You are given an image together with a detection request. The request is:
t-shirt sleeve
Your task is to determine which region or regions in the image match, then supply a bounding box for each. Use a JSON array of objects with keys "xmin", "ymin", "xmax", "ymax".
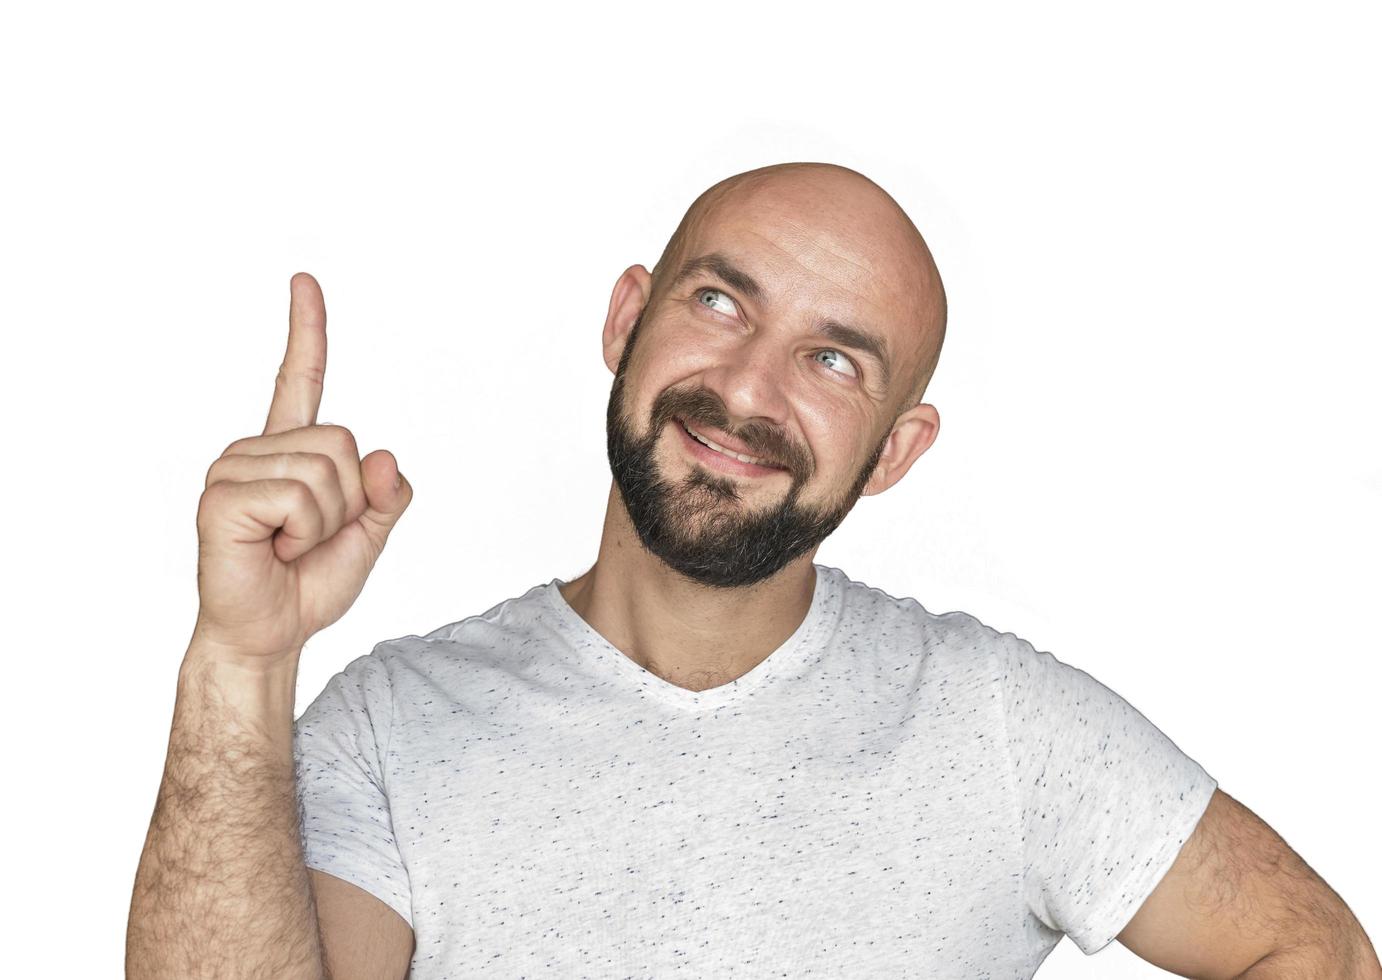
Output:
[
  {"xmin": 292, "ymin": 648, "xmax": 413, "ymax": 929},
  {"xmin": 994, "ymin": 627, "xmax": 1217, "ymax": 956}
]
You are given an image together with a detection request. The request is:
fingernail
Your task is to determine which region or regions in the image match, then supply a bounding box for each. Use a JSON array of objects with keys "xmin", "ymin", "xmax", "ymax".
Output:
[{"xmin": 394, "ymin": 470, "xmax": 403, "ymax": 490}]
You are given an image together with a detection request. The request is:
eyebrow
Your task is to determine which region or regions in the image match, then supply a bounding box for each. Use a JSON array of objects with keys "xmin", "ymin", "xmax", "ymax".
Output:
[{"xmin": 672, "ymin": 251, "xmax": 894, "ymax": 389}]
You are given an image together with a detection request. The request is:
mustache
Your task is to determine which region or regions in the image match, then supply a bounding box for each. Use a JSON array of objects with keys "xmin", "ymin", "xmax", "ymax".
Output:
[{"xmin": 650, "ymin": 388, "xmax": 813, "ymax": 478}]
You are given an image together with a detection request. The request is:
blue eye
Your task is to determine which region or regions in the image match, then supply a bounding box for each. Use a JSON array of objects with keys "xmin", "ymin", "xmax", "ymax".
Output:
[
  {"xmin": 815, "ymin": 348, "xmax": 858, "ymax": 378},
  {"xmin": 694, "ymin": 285, "xmax": 859, "ymax": 382},
  {"xmin": 696, "ymin": 287, "xmax": 737, "ymax": 316}
]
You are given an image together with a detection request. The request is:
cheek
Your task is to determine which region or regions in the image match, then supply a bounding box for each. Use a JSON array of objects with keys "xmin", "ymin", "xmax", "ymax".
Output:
[
  {"xmin": 798, "ymin": 409, "xmax": 851, "ymax": 464},
  {"xmin": 803, "ymin": 413, "xmax": 883, "ymax": 490},
  {"xmin": 626, "ymin": 322, "xmax": 709, "ymax": 383}
]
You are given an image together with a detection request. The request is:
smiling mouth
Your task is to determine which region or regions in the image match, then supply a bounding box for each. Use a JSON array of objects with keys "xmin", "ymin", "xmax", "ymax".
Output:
[{"xmin": 677, "ymin": 418, "xmax": 786, "ymax": 471}]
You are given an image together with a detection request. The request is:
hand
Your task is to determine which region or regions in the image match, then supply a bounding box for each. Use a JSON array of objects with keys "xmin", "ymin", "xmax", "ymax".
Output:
[{"xmin": 191, "ymin": 273, "xmax": 413, "ymax": 665}]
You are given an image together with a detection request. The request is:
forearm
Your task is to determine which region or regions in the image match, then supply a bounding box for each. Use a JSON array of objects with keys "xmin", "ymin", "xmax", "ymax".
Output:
[
  {"xmin": 1237, "ymin": 924, "xmax": 1382, "ymax": 979},
  {"xmin": 126, "ymin": 642, "xmax": 326, "ymax": 980}
]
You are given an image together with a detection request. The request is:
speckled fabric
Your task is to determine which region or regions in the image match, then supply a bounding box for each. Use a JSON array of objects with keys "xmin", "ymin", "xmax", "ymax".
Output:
[{"xmin": 293, "ymin": 563, "xmax": 1217, "ymax": 978}]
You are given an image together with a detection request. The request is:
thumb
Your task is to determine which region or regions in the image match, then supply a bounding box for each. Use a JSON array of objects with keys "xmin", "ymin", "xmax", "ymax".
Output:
[{"xmin": 357, "ymin": 449, "xmax": 412, "ymax": 548}]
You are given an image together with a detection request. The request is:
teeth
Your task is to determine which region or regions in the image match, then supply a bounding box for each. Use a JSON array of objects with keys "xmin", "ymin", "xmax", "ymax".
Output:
[{"xmin": 683, "ymin": 421, "xmax": 774, "ymax": 467}]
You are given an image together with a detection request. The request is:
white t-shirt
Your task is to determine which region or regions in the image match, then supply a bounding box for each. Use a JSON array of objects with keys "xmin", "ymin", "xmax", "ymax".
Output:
[{"xmin": 293, "ymin": 563, "xmax": 1217, "ymax": 978}]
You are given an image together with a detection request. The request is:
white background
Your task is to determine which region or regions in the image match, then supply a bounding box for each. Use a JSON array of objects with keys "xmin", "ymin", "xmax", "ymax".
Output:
[{"xmin": 3, "ymin": 1, "xmax": 1378, "ymax": 976}]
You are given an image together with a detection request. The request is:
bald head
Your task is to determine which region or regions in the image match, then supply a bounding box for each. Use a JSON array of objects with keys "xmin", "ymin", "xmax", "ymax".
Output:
[{"xmin": 647, "ymin": 162, "xmax": 947, "ymax": 411}]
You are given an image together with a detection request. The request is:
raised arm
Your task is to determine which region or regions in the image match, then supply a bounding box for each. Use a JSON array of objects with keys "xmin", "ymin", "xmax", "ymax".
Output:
[{"xmin": 126, "ymin": 273, "xmax": 414, "ymax": 979}]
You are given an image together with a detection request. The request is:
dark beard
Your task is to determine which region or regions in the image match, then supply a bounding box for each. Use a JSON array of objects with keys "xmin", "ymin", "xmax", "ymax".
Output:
[{"xmin": 604, "ymin": 310, "xmax": 890, "ymax": 589}]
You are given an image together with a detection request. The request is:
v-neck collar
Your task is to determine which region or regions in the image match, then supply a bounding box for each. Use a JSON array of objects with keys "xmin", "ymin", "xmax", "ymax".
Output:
[{"xmin": 542, "ymin": 563, "xmax": 843, "ymax": 711}]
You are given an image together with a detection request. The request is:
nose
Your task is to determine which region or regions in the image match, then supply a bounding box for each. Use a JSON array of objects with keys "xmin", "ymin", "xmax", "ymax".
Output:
[{"xmin": 698, "ymin": 330, "xmax": 792, "ymax": 433}]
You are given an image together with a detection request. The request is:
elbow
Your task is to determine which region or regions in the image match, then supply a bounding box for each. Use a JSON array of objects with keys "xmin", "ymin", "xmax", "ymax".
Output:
[{"xmin": 1236, "ymin": 925, "xmax": 1382, "ymax": 980}]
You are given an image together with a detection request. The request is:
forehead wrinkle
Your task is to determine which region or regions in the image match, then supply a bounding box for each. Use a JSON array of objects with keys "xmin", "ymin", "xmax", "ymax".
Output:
[
  {"xmin": 730, "ymin": 225, "xmax": 882, "ymax": 308},
  {"xmin": 743, "ymin": 207, "xmax": 884, "ymax": 287}
]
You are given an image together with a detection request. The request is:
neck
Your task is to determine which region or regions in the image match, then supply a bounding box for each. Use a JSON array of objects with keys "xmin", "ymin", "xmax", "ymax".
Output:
[{"xmin": 557, "ymin": 482, "xmax": 819, "ymax": 692}]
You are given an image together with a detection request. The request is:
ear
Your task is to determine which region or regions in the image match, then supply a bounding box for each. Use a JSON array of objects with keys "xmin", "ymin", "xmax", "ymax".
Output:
[
  {"xmin": 602, "ymin": 264, "xmax": 653, "ymax": 375},
  {"xmin": 860, "ymin": 402, "xmax": 941, "ymax": 497}
]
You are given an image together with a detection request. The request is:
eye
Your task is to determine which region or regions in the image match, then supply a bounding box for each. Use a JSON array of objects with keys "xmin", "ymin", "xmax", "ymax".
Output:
[
  {"xmin": 695, "ymin": 286, "xmax": 738, "ymax": 317},
  {"xmin": 694, "ymin": 285, "xmax": 859, "ymax": 382},
  {"xmin": 814, "ymin": 348, "xmax": 858, "ymax": 379}
]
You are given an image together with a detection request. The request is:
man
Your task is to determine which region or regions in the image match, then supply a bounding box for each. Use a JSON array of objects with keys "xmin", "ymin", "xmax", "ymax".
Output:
[{"xmin": 131, "ymin": 163, "xmax": 1379, "ymax": 979}]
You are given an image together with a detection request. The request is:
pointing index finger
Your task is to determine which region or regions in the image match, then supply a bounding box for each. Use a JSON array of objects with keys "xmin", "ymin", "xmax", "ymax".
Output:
[{"xmin": 264, "ymin": 272, "xmax": 328, "ymax": 436}]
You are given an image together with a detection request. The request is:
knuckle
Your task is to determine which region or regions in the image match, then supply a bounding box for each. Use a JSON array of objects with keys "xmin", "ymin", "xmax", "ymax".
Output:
[
  {"xmin": 277, "ymin": 361, "xmax": 324, "ymax": 390},
  {"xmin": 204, "ymin": 456, "xmax": 226, "ymax": 489},
  {"xmin": 304, "ymin": 452, "xmax": 338, "ymax": 483},
  {"xmin": 322, "ymin": 423, "xmax": 359, "ymax": 457},
  {"xmin": 271, "ymin": 478, "xmax": 316, "ymax": 524},
  {"xmin": 285, "ymin": 477, "xmax": 315, "ymax": 506}
]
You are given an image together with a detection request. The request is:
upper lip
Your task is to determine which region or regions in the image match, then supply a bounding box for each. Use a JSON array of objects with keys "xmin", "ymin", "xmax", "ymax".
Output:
[{"xmin": 679, "ymin": 418, "xmax": 780, "ymax": 466}]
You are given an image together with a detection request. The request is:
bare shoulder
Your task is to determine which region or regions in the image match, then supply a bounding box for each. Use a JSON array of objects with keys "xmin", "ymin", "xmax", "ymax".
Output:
[{"xmin": 310, "ymin": 868, "xmax": 414, "ymax": 980}]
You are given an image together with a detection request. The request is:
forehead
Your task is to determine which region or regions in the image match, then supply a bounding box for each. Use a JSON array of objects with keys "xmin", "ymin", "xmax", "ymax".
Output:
[{"xmin": 685, "ymin": 178, "xmax": 933, "ymax": 339}]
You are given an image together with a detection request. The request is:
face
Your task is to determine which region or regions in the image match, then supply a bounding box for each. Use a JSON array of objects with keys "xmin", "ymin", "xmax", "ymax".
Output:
[
  {"xmin": 603, "ymin": 171, "xmax": 940, "ymax": 590},
  {"xmin": 606, "ymin": 304, "xmax": 893, "ymax": 589}
]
